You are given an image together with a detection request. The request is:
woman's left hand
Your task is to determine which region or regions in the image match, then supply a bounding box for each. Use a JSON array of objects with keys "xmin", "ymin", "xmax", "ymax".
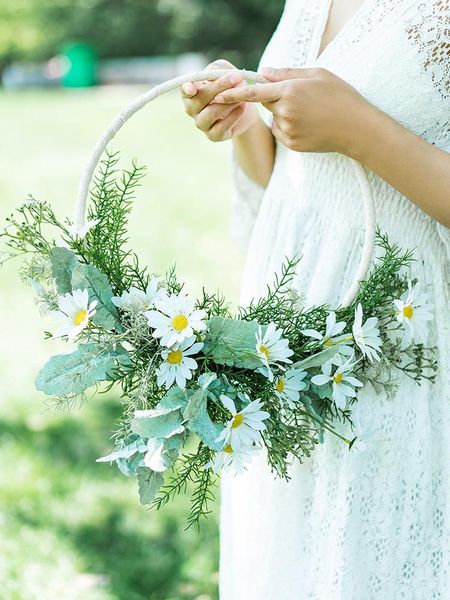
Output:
[{"xmin": 212, "ymin": 67, "xmax": 373, "ymax": 156}]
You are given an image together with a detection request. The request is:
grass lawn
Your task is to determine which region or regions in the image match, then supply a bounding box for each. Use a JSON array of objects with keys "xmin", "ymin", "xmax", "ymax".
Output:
[{"xmin": 0, "ymin": 85, "xmax": 245, "ymax": 600}]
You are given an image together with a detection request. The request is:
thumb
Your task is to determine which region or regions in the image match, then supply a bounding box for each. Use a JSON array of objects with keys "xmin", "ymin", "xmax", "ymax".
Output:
[{"xmin": 261, "ymin": 67, "xmax": 309, "ymax": 82}]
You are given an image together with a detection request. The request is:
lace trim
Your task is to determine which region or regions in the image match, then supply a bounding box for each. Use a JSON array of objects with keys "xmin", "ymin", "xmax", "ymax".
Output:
[{"xmin": 405, "ymin": 0, "xmax": 450, "ymax": 98}]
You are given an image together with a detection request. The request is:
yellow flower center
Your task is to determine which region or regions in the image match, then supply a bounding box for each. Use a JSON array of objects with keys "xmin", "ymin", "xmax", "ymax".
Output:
[
  {"xmin": 224, "ymin": 444, "xmax": 233, "ymax": 454},
  {"xmin": 323, "ymin": 338, "xmax": 334, "ymax": 347},
  {"xmin": 73, "ymin": 309, "xmax": 88, "ymax": 326},
  {"xmin": 171, "ymin": 314, "xmax": 189, "ymax": 332},
  {"xmin": 275, "ymin": 377, "xmax": 285, "ymax": 393},
  {"xmin": 167, "ymin": 350, "xmax": 183, "ymax": 365},
  {"xmin": 333, "ymin": 372, "xmax": 344, "ymax": 384},
  {"xmin": 403, "ymin": 305, "xmax": 414, "ymax": 319},
  {"xmin": 231, "ymin": 413, "xmax": 244, "ymax": 428},
  {"xmin": 259, "ymin": 344, "xmax": 270, "ymax": 358}
]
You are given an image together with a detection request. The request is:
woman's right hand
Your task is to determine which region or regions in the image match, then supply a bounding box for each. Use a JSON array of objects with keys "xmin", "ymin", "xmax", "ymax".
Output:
[{"xmin": 180, "ymin": 59, "xmax": 260, "ymax": 142}]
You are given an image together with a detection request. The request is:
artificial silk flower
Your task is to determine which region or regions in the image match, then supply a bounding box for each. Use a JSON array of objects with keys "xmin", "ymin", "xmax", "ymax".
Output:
[
  {"xmin": 205, "ymin": 441, "xmax": 260, "ymax": 474},
  {"xmin": 112, "ymin": 277, "xmax": 163, "ymax": 311},
  {"xmin": 68, "ymin": 218, "xmax": 100, "ymax": 240},
  {"xmin": 156, "ymin": 336, "xmax": 203, "ymax": 389},
  {"xmin": 216, "ymin": 395, "xmax": 270, "ymax": 448},
  {"xmin": 255, "ymin": 322, "xmax": 294, "ymax": 381},
  {"xmin": 49, "ymin": 288, "xmax": 97, "ymax": 340},
  {"xmin": 311, "ymin": 354, "xmax": 363, "ymax": 410},
  {"xmin": 302, "ymin": 311, "xmax": 353, "ymax": 356},
  {"xmin": 145, "ymin": 291, "xmax": 206, "ymax": 347},
  {"xmin": 352, "ymin": 303, "xmax": 382, "ymax": 363},
  {"xmin": 394, "ymin": 281, "xmax": 433, "ymax": 349},
  {"xmin": 274, "ymin": 368, "xmax": 307, "ymax": 408}
]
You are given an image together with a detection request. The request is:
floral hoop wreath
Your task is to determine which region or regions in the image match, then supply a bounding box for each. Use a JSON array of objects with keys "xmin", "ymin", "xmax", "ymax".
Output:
[{"xmin": 1, "ymin": 70, "xmax": 437, "ymax": 525}]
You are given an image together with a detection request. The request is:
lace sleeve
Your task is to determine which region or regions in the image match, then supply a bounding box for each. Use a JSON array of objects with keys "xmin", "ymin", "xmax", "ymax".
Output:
[
  {"xmin": 405, "ymin": 0, "xmax": 450, "ymax": 261},
  {"xmin": 229, "ymin": 0, "xmax": 296, "ymax": 251},
  {"xmin": 230, "ymin": 145, "xmax": 266, "ymax": 252}
]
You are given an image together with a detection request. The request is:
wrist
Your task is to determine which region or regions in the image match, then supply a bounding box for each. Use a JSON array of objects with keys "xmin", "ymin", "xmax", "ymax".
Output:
[{"xmin": 344, "ymin": 102, "xmax": 396, "ymax": 164}]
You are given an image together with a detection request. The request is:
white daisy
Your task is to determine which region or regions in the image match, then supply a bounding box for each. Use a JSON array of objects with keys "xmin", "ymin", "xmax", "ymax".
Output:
[
  {"xmin": 394, "ymin": 281, "xmax": 433, "ymax": 349},
  {"xmin": 205, "ymin": 441, "xmax": 260, "ymax": 474},
  {"xmin": 112, "ymin": 277, "xmax": 163, "ymax": 312},
  {"xmin": 49, "ymin": 288, "xmax": 97, "ymax": 340},
  {"xmin": 156, "ymin": 336, "xmax": 203, "ymax": 390},
  {"xmin": 274, "ymin": 368, "xmax": 307, "ymax": 408},
  {"xmin": 352, "ymin": 303, "xmax": 382, "ymax": 363},
  {"xmin": 311, "ymin": 354, "xmax": 363, "ymax": 410},
  {"xmin": 255, "ymin": 322, "xmax": 294, "ymax": 381},
  {"xmin": 216, "ymin": 395, "xmax": 270, "ymax": 448},
  {"xmin": 68, "ymin": 218, "xmax": 100, "ymax": 240},
  {"xmin": 302, "ymin": 312, "xmax": 353, "ymax": 356},
  {"xmin": 145, "ymin": 291, "xmax": 207, "ymax": 347}
]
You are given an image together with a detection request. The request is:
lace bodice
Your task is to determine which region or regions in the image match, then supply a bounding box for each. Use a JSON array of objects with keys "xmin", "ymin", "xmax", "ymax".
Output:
[{"xmin": 222, "ymin": 2, "xmax": 450, "ymax": 599}]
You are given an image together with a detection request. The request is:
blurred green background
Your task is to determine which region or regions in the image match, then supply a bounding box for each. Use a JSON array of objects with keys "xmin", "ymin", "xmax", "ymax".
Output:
[{"xmin": 0, "ymin": 2, "xmax": 286, "ymax": 597}]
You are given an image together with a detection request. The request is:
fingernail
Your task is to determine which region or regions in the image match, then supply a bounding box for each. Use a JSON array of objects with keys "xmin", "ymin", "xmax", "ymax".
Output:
[
  {"xmin": 261, "ymin": 67, "xmax": 275, "ymax": 73},
  {"xmin": 215, "ymin": 95, "xmax": 225, "ymax": 103},
  {"xmin": 228, "ymin": 72, "xmax": 242, "ymax": 84}
]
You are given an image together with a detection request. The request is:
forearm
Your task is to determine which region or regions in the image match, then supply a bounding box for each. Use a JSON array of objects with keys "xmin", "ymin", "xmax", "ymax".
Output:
[
  {"xmin": 349, "ymin": 105, "xmax": 450, "ymax": 228},
  {"xmin": 232, "ymin": 116, "xmax": 276, "ymax": 188}
]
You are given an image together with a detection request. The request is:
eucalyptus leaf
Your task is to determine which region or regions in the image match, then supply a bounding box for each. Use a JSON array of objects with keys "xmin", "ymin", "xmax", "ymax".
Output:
[
  {"xmin": 35, "ymin": 343, "xmax": 129, "ymax": 396},
  {"xmin": 159, "ymin": 386, "xmax": 188, "ymax": 411},
  {"xmin": 203, "ymin": 316, "xmax": 262, "ymax": 369},
  {"xmin": 132, "ymin": 407, "xmax": 184, "ymax": 439},
  {"xmin": 50, "ymin": 246, "xmax": 78, "ymax": 294},
  {"xmin": 96, "ymin": 438, "xmax": 147, "ymax": 463},
  {"xmin": 183, "ymin": 387, "xmax": 224, "ymax": 451},
  {"xmin": 118, "ymin": 453, "xmax": 145, "ymax": 477},
  {"xmin": 137, "ymin": 468, "xmax": 164, "ymax": 505},
  {"xmin": 71, "ymin": 263, "xmax": 122, "ymax": 331}
]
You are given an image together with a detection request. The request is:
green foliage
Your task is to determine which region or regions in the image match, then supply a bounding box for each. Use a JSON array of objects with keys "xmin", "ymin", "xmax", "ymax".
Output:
[
  {"xmin": 183, "ymin": 387, "xmax": 224, "ymax": 451},
  {"xmin": 71, "ymin": 262, "xmax": 122, "ymax": 331},
  {"xmin": 203, "ymin": 316, "xmax": 262, "ymax": 369},
  {"xmin": 0, "ymin": 198, "xmax": 66, "ymax": 263},
  {"xmin": 137, "ymin": 467, "xmax": 165, "ymax": 505},
  {"xmin": 50, "ymin": 246, "xmax": 78, "ymax": 294},
  {"xmin": 132, "ymin": 407, "xmax": 184, "ymax": 439},
  {"xmin": 0, "ymin": 0, "xmax": 285, "ymax": 69},
  {"xmin": 78, "ymin": 151, "xmax": 148, "ymax": 295},
  {"xmin": 35, "ymin": 343, "xmax": 128, "ymax": 397}
]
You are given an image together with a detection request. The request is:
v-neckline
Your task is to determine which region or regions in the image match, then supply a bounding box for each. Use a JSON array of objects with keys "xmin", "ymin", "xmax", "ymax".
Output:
[{"xmin": 314, "ymin": 0, "xmax": 371, "ymax": 62}]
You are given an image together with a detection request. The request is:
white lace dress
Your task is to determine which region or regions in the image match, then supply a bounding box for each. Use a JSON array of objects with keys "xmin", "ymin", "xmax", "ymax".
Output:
[{"xmin": 220, "ymin": 1, "xmax": 450, "ymax": 599}]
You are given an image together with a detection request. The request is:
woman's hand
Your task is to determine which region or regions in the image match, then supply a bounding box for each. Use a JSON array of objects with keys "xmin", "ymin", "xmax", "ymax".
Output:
[
  {"xmin": 212, "ymin": 67, "xmax": 372, "ymax": 156},
  {"xmin": 180, "ymin": 59, "xmax": 260, "ymax": 142}
]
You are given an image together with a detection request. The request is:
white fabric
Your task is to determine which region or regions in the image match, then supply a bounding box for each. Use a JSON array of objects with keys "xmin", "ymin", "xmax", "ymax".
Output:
[{"xmin": 221, "ymin": 1, "xmax": 450, "ymax": 599}]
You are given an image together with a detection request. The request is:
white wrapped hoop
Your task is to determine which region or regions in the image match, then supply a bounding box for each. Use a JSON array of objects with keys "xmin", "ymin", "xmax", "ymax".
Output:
[{"xmin": 74, "ymin": 69, "xmax": 376, "ymax": 308}]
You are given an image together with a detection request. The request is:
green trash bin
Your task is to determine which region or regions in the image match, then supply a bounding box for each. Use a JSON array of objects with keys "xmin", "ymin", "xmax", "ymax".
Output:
[{"xmin": 61, "ymin": 42, "xmax": 98, "ymax": 88}]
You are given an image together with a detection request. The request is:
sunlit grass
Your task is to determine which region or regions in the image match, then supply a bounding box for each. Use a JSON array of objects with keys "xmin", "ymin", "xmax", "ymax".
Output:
[{"xmin": 0, "ymin": 85, "xmax": 244, "ymax": 599}]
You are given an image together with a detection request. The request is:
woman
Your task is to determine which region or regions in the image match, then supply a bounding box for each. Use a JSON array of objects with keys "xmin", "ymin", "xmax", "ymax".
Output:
[{"xmin": 181, "ymin": 0, "xmax": 450, "ymax": 598}]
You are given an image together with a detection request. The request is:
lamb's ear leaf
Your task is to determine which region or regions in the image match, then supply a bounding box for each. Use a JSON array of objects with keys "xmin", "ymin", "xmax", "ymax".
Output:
[
  {"xmin": 203, "ymin": 317, "xmax": 263, "ymax": 369},
  {"xmin": 137, "ymin": 468, "xmax": 164, "ymax": 505},
  {"xmin": 131, "ymin": 407, "xmax": 184, "ymax": 439},
  {"xmin": 35, "ymin": 342, "xmax": 128, "ymax": 396},
  {"xmin": 71, "ymin": 263, "xmax": 122, "ymax": 331},
  {"xmin": 50, "ymin": 246, "xmax": 78, "ymax": 294},
  {"xmin": 183, "ymin": 388, "xmax": 224, "ymax": 451}
]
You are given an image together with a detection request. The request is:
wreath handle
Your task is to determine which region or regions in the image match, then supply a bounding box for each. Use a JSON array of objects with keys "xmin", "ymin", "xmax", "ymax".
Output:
[{"xmin": 74, "ymin": 69, "xmax": 376, "ymax": 308}]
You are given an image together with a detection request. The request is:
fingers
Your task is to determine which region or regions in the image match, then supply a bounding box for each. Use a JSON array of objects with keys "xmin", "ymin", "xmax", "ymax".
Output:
[
  {"xmin": 207, "ymin": 104, "xmax": 246, "ymax": 141},
  {"xmin": 213, "ymin": 83, "xmax": 282, "ymax": 105},
  {"xmin": 271, "ymin": 119, "xmax": 290, "ymax": 148},
  {"xmin": 182, "ymin": 71, "xmax": 246, "ymax": 116},
  {"xmin": 261, "ymin": 66, "xmax": 316, "ymax": 82},
  {"xmin": 195, "ymin": 102, "xmax": 244, "ymax": 132}
]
